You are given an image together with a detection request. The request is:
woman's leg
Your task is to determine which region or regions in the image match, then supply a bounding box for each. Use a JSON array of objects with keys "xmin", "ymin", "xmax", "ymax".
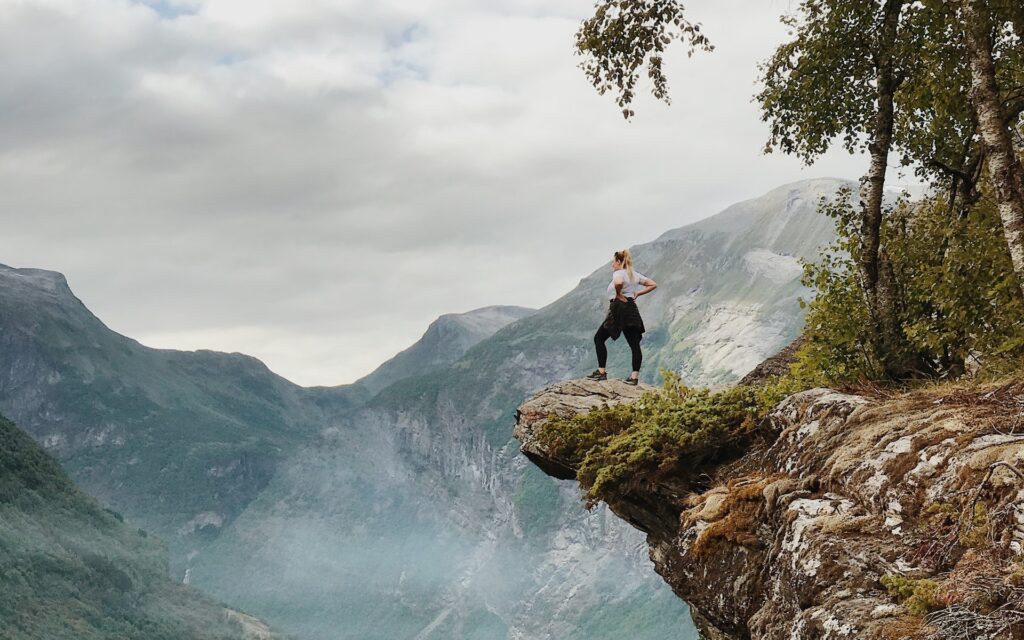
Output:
[
  {"xmin": 623, "ymin": 328, "xmax": 642, "ymax": 378},
  {"xmin": 593, "ymin": 325, "xmax": 611, "ymax": 371}
]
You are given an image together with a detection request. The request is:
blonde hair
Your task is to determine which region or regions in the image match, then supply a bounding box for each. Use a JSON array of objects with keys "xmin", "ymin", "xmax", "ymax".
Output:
[{"xmin": 614, "ymin": 249, "xmax": 634, "ymax": 284}]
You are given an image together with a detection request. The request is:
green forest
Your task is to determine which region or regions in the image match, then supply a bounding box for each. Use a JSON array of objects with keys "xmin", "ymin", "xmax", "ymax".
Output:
[{"xmin": 0, "ymin": 414, "xmax": 263, "ymax": 640}]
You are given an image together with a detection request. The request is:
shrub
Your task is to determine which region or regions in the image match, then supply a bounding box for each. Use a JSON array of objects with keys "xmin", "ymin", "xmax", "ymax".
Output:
[
  {"xmin": 881, "ymin": 575, "xmax": 942, "ymax": 615},
  {"xmin": 793, "ymin": 187, "xmax": 1024, "ymax": 385}
]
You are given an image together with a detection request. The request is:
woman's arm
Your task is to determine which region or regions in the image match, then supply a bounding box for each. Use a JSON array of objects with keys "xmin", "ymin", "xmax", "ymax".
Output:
[
  {"xmin": 635, "ymin": 278, "xmax": 657, "ymax": 298},
  {"xmin": 613, "ymin": 275, "xmax": 626, "ymax": 300}
]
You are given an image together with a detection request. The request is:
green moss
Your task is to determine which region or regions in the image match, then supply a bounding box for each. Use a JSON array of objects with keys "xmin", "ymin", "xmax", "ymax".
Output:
[
  {"xmin": 924, "ymin": 501, "xmax": 957, "ymax": 517},
  {"xmin": 537, "ymin": 370, "xmax": 784, "ymax": 507},
  {"xmin": 1008, "ymin": 560, "xmax": 1024, "ymax": 588}
]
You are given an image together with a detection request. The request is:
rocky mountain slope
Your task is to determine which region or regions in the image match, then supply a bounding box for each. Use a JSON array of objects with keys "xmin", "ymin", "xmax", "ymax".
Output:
[
  {"xmin": 0, "ymin": 264, "xmax": 337, "ymax": 569},
  {"xmin": 0, "ymin": 178, "xmax": 846, "ymax": 639},
  {"xmin": 516, "ymin": 380, "xmax": 1024, "ymax": 639},
  {"xmin": 0, "ymin": 412, "xmax": 276, "ymax": 640}
]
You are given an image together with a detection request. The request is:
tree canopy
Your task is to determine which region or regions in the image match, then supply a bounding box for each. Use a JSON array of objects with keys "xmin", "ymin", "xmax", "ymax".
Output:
[{"xmin": 575, "ymin": 0, "xmax": 1024, "ymax": 381}]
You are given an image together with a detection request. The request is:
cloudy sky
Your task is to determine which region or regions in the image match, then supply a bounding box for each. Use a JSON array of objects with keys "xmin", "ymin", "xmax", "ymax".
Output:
[{"xmin": 0, "ymin": 0, "xmax": 918, "ymax": 386}]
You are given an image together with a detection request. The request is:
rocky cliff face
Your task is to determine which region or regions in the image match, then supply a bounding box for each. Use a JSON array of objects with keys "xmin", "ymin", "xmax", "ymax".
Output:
[{"xmin": 516, "ymin": 380, "xmax": 1024, "ymax": 639}]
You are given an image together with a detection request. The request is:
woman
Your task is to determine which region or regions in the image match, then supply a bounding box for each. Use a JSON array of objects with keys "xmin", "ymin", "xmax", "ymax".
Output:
[{"xmin": 586, "ymin": 249, "xmax": 657, "ymax": 385}]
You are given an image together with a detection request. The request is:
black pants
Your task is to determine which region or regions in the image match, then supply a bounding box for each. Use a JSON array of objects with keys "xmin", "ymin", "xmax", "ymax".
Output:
[{"xmin": 594, "ymin": 325, "xmax": 642, "ymax": 371}]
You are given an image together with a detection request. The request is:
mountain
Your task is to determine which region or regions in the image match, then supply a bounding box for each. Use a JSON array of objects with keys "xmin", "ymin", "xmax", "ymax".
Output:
[
  {"xmin": 0, "ymin": 412, "xmax": 276, "ymax": 640},
  {"xmin": 356, "ymin": 306, "xmax": 535, "ymax": 395},
  {"xmin": 0, "ymin": 264, "xmax": 345, "ymax": 571},
  {"xmin": 185, "ymin": 178, "xmax": 847, "ymax": 639},
  {"xmin": 0, "ymin": 178, "xmax": 847, "ymax": 639}
]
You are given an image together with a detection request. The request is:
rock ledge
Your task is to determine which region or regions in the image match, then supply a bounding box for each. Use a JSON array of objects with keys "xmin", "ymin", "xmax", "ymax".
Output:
[
  {"xmin": 513, "ymin": 378, "xmax": 651, "ymax": 480},
  {"xmin": 514, "ymin": 382, "xmax": 1024, "ymax": 639}
]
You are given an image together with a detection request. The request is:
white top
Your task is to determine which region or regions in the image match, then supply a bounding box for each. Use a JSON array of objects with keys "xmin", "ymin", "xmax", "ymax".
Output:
[{"xmin": 606, "ymin": 269, "xmax": 650, "ymax": 300}]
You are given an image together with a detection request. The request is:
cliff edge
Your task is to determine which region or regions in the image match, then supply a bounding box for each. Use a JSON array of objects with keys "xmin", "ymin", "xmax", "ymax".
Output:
[{"xmin": 514, "ymin": 380, "xmax": 1024, "ymax": 639}]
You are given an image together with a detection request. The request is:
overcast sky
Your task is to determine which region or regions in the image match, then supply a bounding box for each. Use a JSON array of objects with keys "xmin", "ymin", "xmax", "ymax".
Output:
[{"xmin": 0, "ymin": 0, "xmax": 921, "ymax": 386}]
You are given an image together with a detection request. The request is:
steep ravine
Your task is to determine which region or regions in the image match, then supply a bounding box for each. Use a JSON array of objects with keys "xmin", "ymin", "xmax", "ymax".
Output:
[{"xmin": 515, "ymin": 380, "xmax": 1024, "ymax": 639}]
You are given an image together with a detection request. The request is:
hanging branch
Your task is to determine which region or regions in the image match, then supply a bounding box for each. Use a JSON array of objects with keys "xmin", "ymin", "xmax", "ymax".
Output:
[{"xmin": 575, "ymin": 0, "xmax": 713, "ymax": 119}]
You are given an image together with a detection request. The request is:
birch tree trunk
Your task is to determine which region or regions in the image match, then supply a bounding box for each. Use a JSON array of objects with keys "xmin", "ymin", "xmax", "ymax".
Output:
[
  {"xmin": 862, "ymin": 0, "xmax": 906, "ymax": 376},
  {"xmin": 962, "ymin": 0, "xmax": 1024, "ymax": 293}
]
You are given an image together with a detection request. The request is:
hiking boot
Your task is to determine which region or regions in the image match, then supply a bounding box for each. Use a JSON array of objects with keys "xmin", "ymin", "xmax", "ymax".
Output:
[
  {"xmin": 623, "ymin": 376, "xmax": 639, "ymax": 386},
  {"xmin": 585, "ymin": 369, "xmax": 607, "ymax": 381}
]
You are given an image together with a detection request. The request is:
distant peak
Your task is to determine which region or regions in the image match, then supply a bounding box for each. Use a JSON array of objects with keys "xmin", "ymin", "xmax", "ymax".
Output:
[
  {"xmin": 432, "ymin": 305, "xmax": 535, "ymax": 333},
  {"xmin": 356, "ymin": 305, "xmax": 534, "ymax": 395},
  {"xmin": 769, "ymin": 176, "xmax": 856, "ymax": 191},
  {"xmin": 437, "ymin": 305, "xmax": 535, "ymax": 320},
  {"xmin": 0, "ymin": 263, "xmax": 73, "ymax": 297},
  {"xmin": 654, "ymin": 176, "xmax": 857, "ymax": 242}
]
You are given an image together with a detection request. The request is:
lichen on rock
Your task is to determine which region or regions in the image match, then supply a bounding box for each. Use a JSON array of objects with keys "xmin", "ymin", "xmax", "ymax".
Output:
[{"xmin": 514, "ymin": 380, "xmax": 1024, "ymax": 639}]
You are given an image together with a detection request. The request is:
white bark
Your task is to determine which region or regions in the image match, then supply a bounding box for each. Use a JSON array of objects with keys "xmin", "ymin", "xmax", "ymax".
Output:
[{"xmin": 962, "ymin": 0, "xmax": 1024, "ymax": 293}]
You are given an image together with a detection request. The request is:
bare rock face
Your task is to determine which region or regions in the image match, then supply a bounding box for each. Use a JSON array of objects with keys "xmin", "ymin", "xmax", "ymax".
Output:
[
  {"xmin": 737, "ymin": 335, "xmax": 805, "ymax": 387},
  {"xmin": 514, "ymin": 382, "xmax": 1024, "ymax": 639},
  {"xmin": 513, "ymin": 378, "xmax": 652, "ymax": 480}
]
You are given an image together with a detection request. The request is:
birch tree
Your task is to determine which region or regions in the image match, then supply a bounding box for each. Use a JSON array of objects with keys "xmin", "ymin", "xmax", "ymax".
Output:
[
  {"xmin": 893, "ymin": 4, "xmax": 982, "ymax": 216},
  {"xmin": 757, "ymin": 0, "xmax": 922, "ymax": 377},
  {"xmin": 958, "ymin": 0, "xmax": 1024, "ymax": 292}
]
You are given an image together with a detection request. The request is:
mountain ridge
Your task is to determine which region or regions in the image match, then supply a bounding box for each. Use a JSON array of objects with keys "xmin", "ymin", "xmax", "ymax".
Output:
[{"xmin": 356, "ymin": 305, "xmax": 535, "ymax": 395}]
